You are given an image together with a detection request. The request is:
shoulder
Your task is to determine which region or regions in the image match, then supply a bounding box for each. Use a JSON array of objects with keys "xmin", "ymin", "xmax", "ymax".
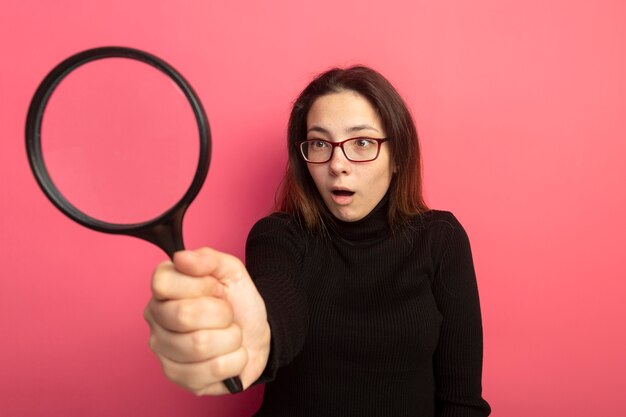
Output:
[
  {"xmin": 245, "ymin": 212, "xmax": 308, "ymax": 272},
  {"xmin": 407, "ymin": 210, "xmax": 472, "ymax": 262},
  {"xmin": 248, "ymin": 212, "xmax": 305, "ymax": 239},
  {"xmin": 410, "ymin": 209, "xmax": 467, "ymax": 238},
  {"xmin": 246, "ymin": 212, "xmax": 309, "ymax": 257}
]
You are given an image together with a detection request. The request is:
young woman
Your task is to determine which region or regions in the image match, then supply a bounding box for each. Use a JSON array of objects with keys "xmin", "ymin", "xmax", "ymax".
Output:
[{"xmin": 144, "ymin": 66, "xmax": 491, "ymax": 416}]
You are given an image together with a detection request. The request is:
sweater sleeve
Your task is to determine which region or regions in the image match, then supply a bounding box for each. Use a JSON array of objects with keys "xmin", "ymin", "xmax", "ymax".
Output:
[
  {"xmin": 431, "ymin": 213, "xmax": 491, "ymax": 416},
  {"xmin": 245, "ymin": 214, "xmax": 308, "ymax": 384}
]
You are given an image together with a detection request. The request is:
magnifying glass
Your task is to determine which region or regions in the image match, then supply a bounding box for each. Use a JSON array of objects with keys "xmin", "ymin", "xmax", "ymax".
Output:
[{"xmin": 25, "ymin": 46, "xmax": 242, "ymax": 394}]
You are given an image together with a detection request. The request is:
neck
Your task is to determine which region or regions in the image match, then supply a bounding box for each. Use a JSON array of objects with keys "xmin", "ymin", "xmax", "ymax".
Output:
[{"xmin": 327, "ymin": 192, "xmax": 391, "ymax": 242}]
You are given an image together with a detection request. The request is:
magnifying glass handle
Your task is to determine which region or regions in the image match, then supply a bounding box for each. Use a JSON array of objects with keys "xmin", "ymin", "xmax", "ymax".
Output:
[
  {"xmin": 124, "ymin": 206, "xmax": 186, "ymax": 258},
  {"xmin": 222, "ymin": 377, "xmax": 244, "ymax": 394},
  {"xmin": 130, "ymin": 208, "xmax": 244, "ymax": 393}
]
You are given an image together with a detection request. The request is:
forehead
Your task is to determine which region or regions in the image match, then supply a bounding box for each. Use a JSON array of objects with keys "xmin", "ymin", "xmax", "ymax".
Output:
[{"xmin": 306, "ymin": 90, "xmax": 383, "ymax": 133}]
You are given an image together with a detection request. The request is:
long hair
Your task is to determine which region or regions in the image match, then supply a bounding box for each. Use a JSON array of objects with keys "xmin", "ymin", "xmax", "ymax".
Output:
[{"xmin": 276, "ymin": 66, "xmax": 428, "ymax": 232}]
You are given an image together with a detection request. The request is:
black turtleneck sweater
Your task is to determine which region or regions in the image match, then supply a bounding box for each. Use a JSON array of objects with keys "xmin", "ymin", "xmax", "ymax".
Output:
[{"xmin": 245, "ymin": 198, "xmax": 490, "ymax": 417}]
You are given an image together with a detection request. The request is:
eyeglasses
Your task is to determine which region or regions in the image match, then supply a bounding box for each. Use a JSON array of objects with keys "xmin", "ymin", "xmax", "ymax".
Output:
[{"xmin": 297, "ymin": 137, "xmax": 388, "ymax": 163}]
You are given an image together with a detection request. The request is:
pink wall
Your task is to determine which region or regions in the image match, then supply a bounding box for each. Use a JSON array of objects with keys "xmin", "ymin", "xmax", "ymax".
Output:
[{"xmin": 2, "ymin": 1, "xmax": 625, "ymax": 415}]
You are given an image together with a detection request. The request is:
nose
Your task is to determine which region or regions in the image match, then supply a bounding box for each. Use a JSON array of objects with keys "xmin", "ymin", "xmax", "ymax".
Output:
[{"xmin": 328, "ymin": 146, "xmax": 351, "ymax": 175}]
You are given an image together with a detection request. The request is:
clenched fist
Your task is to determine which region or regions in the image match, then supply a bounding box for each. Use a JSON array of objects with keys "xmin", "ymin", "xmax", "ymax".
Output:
[{"xmin": 144, "ymin": 248, "xmax": 271, "ymax": 395}]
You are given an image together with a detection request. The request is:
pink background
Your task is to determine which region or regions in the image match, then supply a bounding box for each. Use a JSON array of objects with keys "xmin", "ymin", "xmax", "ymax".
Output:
[{"xmin": 1, "ymin": 1, "xmax": 625, "ymax": 416}]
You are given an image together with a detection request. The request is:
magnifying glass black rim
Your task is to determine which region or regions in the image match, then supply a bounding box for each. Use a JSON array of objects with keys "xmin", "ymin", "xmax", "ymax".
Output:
[{"xmin": 25, "ymin": 46, "xmax": 210, "ymax": 234}]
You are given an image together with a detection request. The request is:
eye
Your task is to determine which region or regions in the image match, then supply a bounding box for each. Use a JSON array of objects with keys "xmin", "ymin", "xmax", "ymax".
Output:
[
  {"xmin": 354, "ymin": 138, "xmax": 375, "ymax": 148},
  {"xmin": 310, "ymin": 140, "xmax": 330, "ymax": 149}
]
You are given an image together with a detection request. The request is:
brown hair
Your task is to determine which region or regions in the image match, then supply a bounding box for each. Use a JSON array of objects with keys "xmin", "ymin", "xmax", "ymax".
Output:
[{"xmin": 276, "ymin": 66, "xmax": 428, "ymax": 232}]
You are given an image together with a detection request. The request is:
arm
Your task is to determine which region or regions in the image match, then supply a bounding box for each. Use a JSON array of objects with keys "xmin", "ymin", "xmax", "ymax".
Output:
[
  {"xmin": 245, "ymin": 214, "xmax": 308, "ymax": 383},
  {"xmin": 431, "ymin": 214, "xmax": 491, "ymax": 416}
]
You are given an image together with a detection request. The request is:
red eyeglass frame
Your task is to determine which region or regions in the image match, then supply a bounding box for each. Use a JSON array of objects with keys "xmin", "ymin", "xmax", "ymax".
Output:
[{"xmin": 297, "ymin": 137, "xmax": 389, "ymax": 163}]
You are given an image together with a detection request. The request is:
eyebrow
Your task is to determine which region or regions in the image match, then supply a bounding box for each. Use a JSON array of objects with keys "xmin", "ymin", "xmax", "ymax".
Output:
[{"xmin": 307, "ymin": 124, "xmax": 380, "ymax": 134}]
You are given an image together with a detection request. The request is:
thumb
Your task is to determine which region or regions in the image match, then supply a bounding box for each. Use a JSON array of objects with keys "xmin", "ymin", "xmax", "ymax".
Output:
[
  {"xmin": 173, "ymin": 248, "xmax": 246, "ymax": 284},
  {"xmin": 172, "ymin": 248, "xmax": 214, "ymax": 277}
]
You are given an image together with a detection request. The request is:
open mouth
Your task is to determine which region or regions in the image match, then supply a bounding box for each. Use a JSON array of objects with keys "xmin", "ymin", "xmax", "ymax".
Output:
[{"xmin": 331, "ymin": 190, "xmax": 355, "ymax": 197}]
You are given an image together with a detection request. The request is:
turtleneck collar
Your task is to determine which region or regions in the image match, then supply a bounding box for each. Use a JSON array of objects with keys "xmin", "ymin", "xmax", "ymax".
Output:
[{"xmin": 326, "ymin": 191, "xmax": 391, "ymax": 243}]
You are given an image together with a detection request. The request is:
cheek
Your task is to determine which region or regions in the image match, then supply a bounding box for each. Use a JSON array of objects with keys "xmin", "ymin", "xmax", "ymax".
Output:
[
  {"xmin": 368, "ymin": 161, "xmax": 394, "ymax": 186},
  {"xmin": 370, "ymin": 149, "xmax": 394, "ymax": 182}
]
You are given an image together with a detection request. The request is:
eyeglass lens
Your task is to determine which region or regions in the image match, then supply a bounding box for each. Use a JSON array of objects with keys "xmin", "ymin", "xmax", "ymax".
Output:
[{"xmin": 301, "ymin": 138, "xmax": 381, "ymax": 162}]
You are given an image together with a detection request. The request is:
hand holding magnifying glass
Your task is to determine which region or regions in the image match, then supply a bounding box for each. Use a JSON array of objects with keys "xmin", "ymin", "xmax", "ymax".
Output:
[
  {"xmin": 25, "ymin": 47, "xmax": 245, "ymax": 394},
  {"xmin": 146, "ymin": 247, "xmax": 271, "ymax": 395}
]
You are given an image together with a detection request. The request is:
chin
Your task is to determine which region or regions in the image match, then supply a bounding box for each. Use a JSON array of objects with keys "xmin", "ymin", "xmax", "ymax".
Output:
[{"xmin": 333, "ymin": 210, "xmax": 364, "ymax": 222}]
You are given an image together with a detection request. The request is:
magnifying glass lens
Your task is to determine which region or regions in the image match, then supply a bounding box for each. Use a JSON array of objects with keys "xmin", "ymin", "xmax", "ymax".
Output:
[{"xmin": 41, "ymin": 58, "xmax": 198, "ymax": 225}]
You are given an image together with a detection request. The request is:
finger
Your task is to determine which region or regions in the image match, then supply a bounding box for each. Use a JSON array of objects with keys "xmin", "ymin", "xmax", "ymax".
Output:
[
  {"xmin": 152, "ymin": 261, "xmax": 223, "ymax": 301},
  {"xmin": 159, "ymin": 347, "xmax": 248, "ymax": 395},
  {"xmin": 174, "ymin": 248, "xmax": 246, "ymax": 285},
  {"xmin": 149, "ymin": 324, "xmax": 243, "ymax": 363},
  {"xmin": 144, "ymin": 304, "xmax": 155, "ymax": 327},
  {"xmin": 148, "ymin": 297, "xmax": 233, "ymax": 332}
]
